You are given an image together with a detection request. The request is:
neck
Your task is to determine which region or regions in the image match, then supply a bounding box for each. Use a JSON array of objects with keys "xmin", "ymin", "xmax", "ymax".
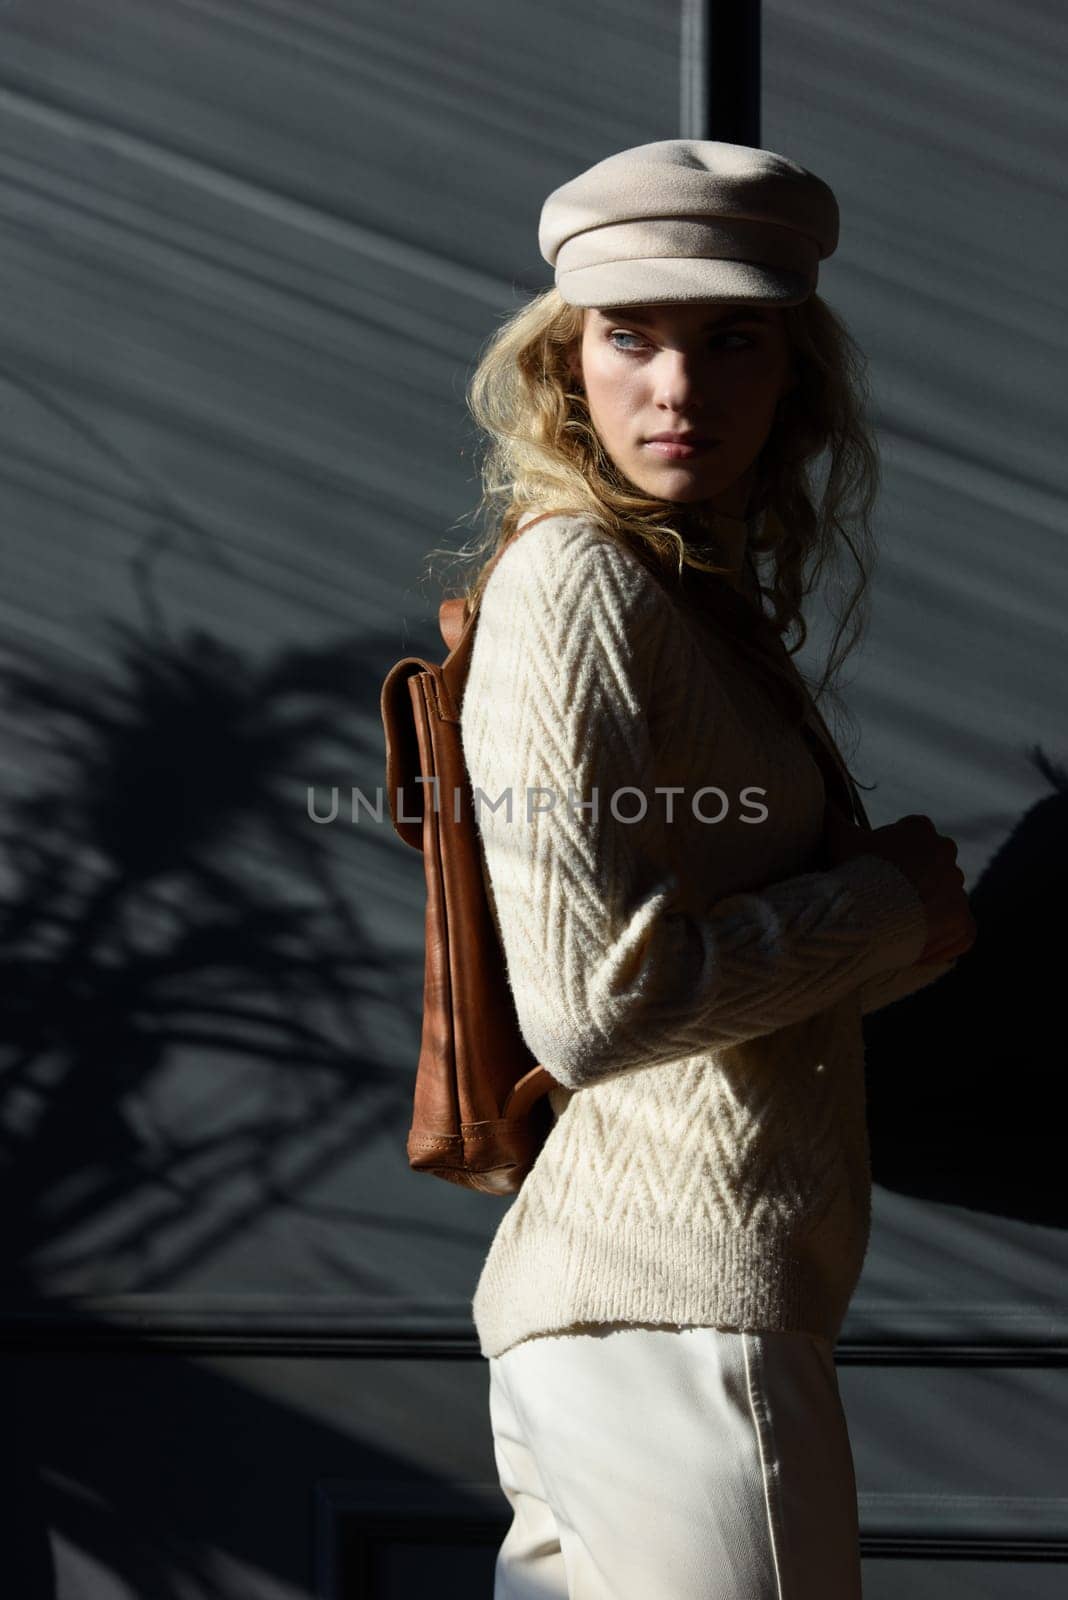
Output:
[
  {"xmin": 676, "ymin": 500, "xmax": 754, "ymax": 594},
  {"xmin": 683, "ymin": 501, "xmax": 750, "ymax": 535}
]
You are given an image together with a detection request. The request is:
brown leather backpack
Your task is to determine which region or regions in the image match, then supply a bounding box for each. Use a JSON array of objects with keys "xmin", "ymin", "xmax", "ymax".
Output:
[
  {"xmin": 379, "ymin": 510, "xmax": 564, "ymax": 1195},
  {"xmin": 380, "ymin": 510, "xmax": 871, "ymax": 1197}
]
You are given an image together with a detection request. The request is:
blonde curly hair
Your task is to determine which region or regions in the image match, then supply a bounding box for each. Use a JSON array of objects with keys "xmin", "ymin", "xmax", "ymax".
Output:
[{"xmin": 426, "ymin": 285, "xmax": 881, "ymax": 776}]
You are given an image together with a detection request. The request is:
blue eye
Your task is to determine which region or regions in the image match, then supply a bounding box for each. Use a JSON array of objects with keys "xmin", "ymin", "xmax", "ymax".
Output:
[{"xmin": 608, "ymin": 330, "xmax": 754, "ymax": 352}]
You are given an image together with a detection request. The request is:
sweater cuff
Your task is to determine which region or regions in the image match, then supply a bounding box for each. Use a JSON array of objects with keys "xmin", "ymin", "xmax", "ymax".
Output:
[
  {"xmin": 827, "ymin": 851, "xmax": 929, "ymax": 985},
  {"xmin": 859, "ymin": 955, "xmax": 956, "ymax": 1016}
]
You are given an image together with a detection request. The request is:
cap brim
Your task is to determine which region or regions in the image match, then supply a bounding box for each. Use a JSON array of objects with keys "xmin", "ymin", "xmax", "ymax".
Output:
[{"xmin": 555, "ymin": 256, "xmax": 813, "ymax": 309}]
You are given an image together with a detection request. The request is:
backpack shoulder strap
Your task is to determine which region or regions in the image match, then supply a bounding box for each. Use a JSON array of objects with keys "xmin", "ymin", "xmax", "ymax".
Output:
[
  {"xmin": 439, "ymin": 597, "xmax": 467, "ymax": 653},
  {"xmin": 436, "ymin": 508, "xmax": 570, "ymax": 664}
]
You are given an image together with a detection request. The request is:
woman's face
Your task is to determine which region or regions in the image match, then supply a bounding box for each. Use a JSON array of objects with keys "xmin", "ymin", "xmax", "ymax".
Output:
[{"xmin": 568, "ymin": 301, "xmax": 797, "ymax": 517}]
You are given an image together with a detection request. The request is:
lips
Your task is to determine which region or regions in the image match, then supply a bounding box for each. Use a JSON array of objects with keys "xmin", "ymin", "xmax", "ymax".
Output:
[
  {"xmin": 643, "ymin": 437, "xmax": 717, "ymax": 459},
  {"xmin": 645, "ymin": 434, "xmax": 713, "ymax": 444}
]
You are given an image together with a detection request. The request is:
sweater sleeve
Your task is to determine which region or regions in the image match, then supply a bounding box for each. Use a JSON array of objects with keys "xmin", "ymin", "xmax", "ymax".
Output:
[{"xmin": 460, "ymin": 519, "xmax": 929, "ymax": 1092}]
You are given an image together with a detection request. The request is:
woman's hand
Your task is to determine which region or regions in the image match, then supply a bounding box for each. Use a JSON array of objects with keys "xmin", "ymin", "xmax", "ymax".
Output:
[{"xmin": 823, "ymin": 806, "xmax": 977, "ymax": 966}]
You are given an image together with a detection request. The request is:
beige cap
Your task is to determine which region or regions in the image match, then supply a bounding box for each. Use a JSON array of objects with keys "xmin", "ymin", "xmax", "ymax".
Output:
[{"xmin": 538, "ymin": 139, "xmax": 839, "ymax": 308}]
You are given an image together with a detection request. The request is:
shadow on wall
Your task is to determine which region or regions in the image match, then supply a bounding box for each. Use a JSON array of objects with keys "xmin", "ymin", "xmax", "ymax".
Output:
[
  {"xmin": 0, "ymin": 616, "xmax": 422, "ymax": 1308},
  {"xmin": 0, "ymin": 611, "xmax": 496, "ymax": 1598},
  {"xmin": 863, "ymin": 747, "xmax": 1067, "ymax": 1227}
]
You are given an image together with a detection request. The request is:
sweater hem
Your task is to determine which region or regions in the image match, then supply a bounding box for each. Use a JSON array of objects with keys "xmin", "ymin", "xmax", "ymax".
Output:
[{"xmin": 471, "ymin": 1221, "xmax": 855, "ymax": 1360}]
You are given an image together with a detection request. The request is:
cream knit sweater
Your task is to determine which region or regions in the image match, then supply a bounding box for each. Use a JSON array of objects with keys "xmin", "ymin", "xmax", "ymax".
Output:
[{"xmin": 460, "ymin": 509, "xmax": 950, "ymax": 1361}]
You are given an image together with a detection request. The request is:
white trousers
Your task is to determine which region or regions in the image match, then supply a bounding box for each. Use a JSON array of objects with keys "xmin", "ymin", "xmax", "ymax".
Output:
[{"xmin": 488, "ymin": 1323, "xmax": 863, "ymax": 1600}]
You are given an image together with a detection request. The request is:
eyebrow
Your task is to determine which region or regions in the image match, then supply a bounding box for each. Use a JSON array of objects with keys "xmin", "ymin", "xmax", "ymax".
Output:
[{"xmin": 597, "ymin": 307, "xmax": 770, "ymax": 327}]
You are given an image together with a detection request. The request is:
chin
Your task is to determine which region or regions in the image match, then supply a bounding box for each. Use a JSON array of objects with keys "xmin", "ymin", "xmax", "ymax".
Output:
[{"xmin": 635, "ymin": 474, "xmax": 728, "ymax": 504}]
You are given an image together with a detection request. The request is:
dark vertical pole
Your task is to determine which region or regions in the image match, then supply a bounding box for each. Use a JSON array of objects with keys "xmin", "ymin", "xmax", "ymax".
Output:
[{"xmin": 680, "ymin": 0, "xmax": 761, "ymax": 145}]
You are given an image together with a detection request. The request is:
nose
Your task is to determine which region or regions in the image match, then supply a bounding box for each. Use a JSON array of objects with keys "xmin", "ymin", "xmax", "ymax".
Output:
[{"xmin": 653, "ymin": 350, "xmax": 706, "ymax": 413}]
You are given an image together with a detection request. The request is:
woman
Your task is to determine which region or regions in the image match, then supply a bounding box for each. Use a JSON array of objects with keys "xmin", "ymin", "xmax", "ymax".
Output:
[{"xmin": 452, "ymin": 140, "xmax": 975, "ymax": 1599}]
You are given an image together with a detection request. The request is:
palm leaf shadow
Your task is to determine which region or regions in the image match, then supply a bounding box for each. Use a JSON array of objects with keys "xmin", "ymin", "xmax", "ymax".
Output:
[{"xmin": 0, "ymin": 617, "xmax": 425, "ymax": 1299}]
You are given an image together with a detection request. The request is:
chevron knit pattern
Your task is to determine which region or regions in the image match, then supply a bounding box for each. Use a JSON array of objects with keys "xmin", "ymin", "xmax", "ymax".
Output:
[{"xmin": 460, "ymin": 512, "xmax": 934, "ymax": 1360}]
